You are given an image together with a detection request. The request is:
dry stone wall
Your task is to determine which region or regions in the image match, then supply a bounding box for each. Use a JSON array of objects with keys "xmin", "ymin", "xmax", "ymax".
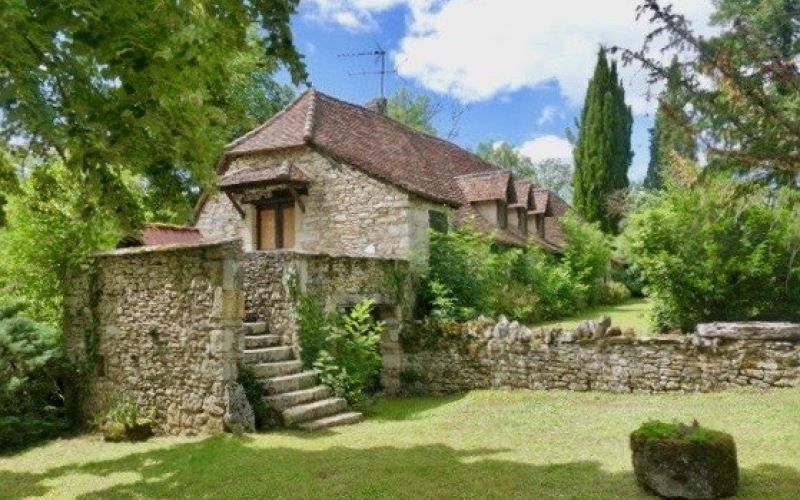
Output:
[
  {"xmin": 63, "ymin": 240, "xmax": 251, "ymax": 435},
  {"xmin": 392, "ymin": 318, "xmax": 800, "ymax": 395}
]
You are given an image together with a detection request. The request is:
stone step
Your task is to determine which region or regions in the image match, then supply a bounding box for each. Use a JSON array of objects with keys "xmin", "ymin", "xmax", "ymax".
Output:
[
  {"xmin": 265, "ymin": 385, "xmax": 333, "ymax": 411},
  {"xmin": 297, "ymin": 412, "xmax": 364, "ymax": 432},
  {"xmin": 244, "ymin": 334, "xmax": 282, "ymax": 349},
  {"xmin": 242, "ymin": 322, "xmax": 268, "ymax": 336},
  {"xmin": 243, "ymin": 346, "xmax": 294, "ymax": 364},
  {"xmin": 262, "ymin": 371, "xmax": 318, "ymax": 395},
  {"xmin": 282, "ymin": 397, "xmax": 348, "ymax": 426},
  {"xmin": 252, "ymin": 360, "xmax": 302, "ymax": 379}
]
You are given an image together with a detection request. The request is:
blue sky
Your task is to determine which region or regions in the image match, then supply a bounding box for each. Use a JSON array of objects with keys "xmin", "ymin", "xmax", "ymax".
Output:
[{"xmin": 287, "ymin": 1, "xmax": 716, "ymax": 182}]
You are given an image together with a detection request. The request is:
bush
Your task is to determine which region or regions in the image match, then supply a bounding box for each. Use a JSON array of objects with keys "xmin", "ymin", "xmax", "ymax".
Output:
[
  {"xmin": 0, "ymin": 300, "xmax": 71, "ymax": 450},
  {"xmin": 417, "ymin": 217, "xmax": 613, "ymax": 325},
  {"xmin": 312, "ymin": 299, "xmax": 384, "ymax": 405},
  {"xmin": 622, "ymin": 176, "xmax": 800, "ymax": 331},
  {"xmin": 596, "ymin": 280, "xmax": 631, "ymax": 305},
  {"xmin": 96, "ymin": 402, "xmax": 152, "ymax": 442},
  {"xmin": 237, "ymin": 363, "xmax": 275, "ymax": 430},
  {"xmin": 296, "ymin": 293, "xmax": 337, "ymax": 368}
]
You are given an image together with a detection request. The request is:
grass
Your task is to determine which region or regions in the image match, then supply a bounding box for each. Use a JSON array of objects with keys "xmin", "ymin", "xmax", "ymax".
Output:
[
  {"xmin": 532, "ymin": 298, "xmax": 653, "ymax": 333},
  {"xmin": 2, "ymin": 388, "xmax": 799, "ymax": 499}
]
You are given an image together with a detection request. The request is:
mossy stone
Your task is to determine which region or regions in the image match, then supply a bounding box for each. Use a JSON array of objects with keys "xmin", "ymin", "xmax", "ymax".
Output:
[
  {"xmin": 102, "ymin": 420, "xmax": 153, "ymax": 442},
  {"xmin": 630, "ymin": 421, "xmax": 738, "ymax": 499}
]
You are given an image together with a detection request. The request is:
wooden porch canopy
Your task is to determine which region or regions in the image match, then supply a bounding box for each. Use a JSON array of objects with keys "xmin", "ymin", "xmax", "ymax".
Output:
[{"xmin": 218, "ymin": 162, "xmax": 311, "ymax": 216}]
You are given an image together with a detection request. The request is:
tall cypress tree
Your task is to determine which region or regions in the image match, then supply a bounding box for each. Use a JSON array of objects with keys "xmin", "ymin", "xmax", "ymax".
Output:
[
  {"xmin": 644, "ymin": 57, "xmax": 697, "ymax": 190},
  {"xmin": 573, "ymin": 49, "xmax": 632, "ymax": 233}
]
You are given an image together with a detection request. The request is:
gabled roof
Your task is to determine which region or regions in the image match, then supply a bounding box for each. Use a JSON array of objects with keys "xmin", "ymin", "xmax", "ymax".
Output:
[
  {"xmin": 512, "ymin": 180, "xmax": 533, "ymax": 209},
  {"xmin": 455, "ymin": 171, "xmax": 513, "ymax": 203},
  {"xmin": 219, "ymin": 162, "xmax": 310, "ymax": 191},
  {"xmin": 219, "ymin": 89, "xmax": 500, "ymax": 206},
  {"xmin": 529, "ymin": 189, "xmax": 550, "ymax": 215}
]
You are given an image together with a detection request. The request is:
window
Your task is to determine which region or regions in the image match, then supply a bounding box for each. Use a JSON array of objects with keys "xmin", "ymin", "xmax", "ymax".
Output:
[
  {"xmin": 428, "ymin": 210, "xmax": 448, "ymax": 233},
  {"xmin": 257, "ymin": 202, "xmax": 295, "ymax": 250}
]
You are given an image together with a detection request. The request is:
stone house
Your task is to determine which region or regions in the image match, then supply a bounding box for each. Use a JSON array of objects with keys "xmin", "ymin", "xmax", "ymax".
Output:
[
  {"xmin": 64, "ymin": 89, "xmax": 572, "ymax": 435},
  {"xmin": 193, "ymin": 89, "xmax": 569, "ymax": 257}
]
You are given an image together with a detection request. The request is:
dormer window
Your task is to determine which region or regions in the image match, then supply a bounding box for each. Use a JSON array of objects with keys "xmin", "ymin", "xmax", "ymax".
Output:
[{"xmin": 497, "ymin": 201, "xmax": 508, "ymax": 229}]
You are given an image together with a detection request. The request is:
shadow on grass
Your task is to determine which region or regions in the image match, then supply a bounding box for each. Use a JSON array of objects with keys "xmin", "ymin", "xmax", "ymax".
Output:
[{"xmin": 2, "ymin": 435, "xmax": 798, "ymax": 499}]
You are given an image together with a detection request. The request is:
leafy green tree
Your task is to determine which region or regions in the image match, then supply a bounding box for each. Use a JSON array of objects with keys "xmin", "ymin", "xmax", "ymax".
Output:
[
  {"xmin": 572, "ymin": 49, "xmax": 633, "ymax": 233},
  {"xmin": 618, "ymin": 0, "xmax": 800, "ymax": 183},
  {"xmin": 0, "ymin": 0, "xmax": 306, "ymax": 232},
  {"xmin": 622, "ymin": 174, "xmax": 800, "ymax": 331},
  {"xmin": 387, "ymin": 88, "xmax": 439, "ymax": 136},
  {"xmin": 0, "ymin": 162, "xmax": 121, "ymax": 323},
  {"xmin": 533, "ymin": 158, "xmax": 574, "ymax": 202},
  {"xmin": 644, "ymin": 58, "xmax": 697, "ymax": 190},
  {"xmin": 475, "ymin": 141, "xmax": 536, "ymax": 179}
]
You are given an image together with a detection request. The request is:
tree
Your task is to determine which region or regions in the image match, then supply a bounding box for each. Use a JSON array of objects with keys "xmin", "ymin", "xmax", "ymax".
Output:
[
  {"xmin": 615, "ymin": 0, "xmax": 800, "ymax": 183},
  {"xmin": 475, "ymin": 141, "xmax": 536, "ymax": 179},
  {"xmin": 387, "ymin": 88, "xmax": 439, "ymax": 136},
  {"xmin": 0, "ymin": 1, "xmax": 307, "ymax": 233},
  {"xmin": 533, "ymin": 159, "xmax": 574, "ymax": 202},
  {"xmin": 644, "ymin": 58, "xmax": 698, "ymax": 190},
  {"xmin": 572, "ymin": 49, "xmax": 633, "ymax": 233}
]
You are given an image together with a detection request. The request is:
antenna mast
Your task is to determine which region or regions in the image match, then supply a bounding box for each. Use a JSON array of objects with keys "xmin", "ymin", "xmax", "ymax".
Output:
[{"xmin": 338, "ymin": 44, "xmax": 395, "ymax": 97}]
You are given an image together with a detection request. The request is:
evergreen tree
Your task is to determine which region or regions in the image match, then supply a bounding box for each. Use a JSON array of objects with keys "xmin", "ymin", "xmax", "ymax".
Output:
[
  {"xmin": 572, "ymin": 49, "xmax": 633, "ymax": 233},
  {"xmin": 644, "ymin": 58, "xmax": 697, "ymax": 189}
]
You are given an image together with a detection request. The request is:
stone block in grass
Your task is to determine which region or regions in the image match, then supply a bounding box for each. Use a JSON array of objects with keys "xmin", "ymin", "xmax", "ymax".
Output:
[{"xmin": 630, "ymin": 420, "xmax": 738, "ymax": 499}]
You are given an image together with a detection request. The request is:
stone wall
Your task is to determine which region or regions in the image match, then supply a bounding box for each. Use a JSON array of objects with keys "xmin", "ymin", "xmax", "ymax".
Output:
[
  {"xmin": 390, "ymin": 318, "xmax": 800, "ymax": 395},
  {"xmin": 63, "ymin": 240, "xmax": 252, "ymax": 435},
  {"xmin": 195, "ymin": 147, "xmax": 444, "ymax": 259},
  {"xmin": 240, "ymin": 250, "xmax": 410, "ymax": 393}
]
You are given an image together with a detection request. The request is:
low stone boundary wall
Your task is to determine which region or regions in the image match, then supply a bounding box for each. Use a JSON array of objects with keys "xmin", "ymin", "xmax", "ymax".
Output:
[
  {"xmin": 63, "ymin": 239, "xmax": 250, "ymax": 435},
  {"xmin": 390, "ymin": 318, "xmax": 800, "ymax": 395}
]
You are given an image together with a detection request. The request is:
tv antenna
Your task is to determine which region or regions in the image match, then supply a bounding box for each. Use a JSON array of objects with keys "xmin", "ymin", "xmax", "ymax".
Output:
[{"xmin": 338, "ymin": 43, "xmax": 395, "ymax": 98}]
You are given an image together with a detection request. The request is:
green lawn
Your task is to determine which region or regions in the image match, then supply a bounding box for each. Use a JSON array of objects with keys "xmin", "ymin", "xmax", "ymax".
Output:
[
  {"xmin": 532, "ymin": 298, "xmax": 653, "ymax": 333},
  {"xmin": 2, "ymin": 388, "xmax": 799, "ymax": 499}
]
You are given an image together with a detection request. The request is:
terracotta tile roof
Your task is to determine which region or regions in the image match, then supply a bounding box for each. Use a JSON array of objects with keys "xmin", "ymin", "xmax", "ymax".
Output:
[
  {"xmin": 513, "ymin": 180, "xmax": 533, "ymax": 209},
  {"xmin": 219, "ymin": 162, "xmax": 310, "ymax": 191},
  {"xmin": 455, "ymin": 171, "xmax": 513, "ymax": 203},
  {"xmin": 529, "ymin": 189, "xmax": 550, "ymax": 215},
  {"xmin": 121, "ymin": 224, "xmax": 203, "ymax": 247},
  {"xmin": 220, "ymin": 89, "xmax": 500, "ymax": 206}
]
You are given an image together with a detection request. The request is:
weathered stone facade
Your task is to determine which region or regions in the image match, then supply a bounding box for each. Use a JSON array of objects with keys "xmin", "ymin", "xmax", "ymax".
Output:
[
  {"xmin": 390, "ymin": 318, "xmax": 800, "ymax": 395},
  {"xmin": 240, "ymin": 250, "xmax": 410, "ymax": 394},
  {"xmin": 63, "ymin": 240, "xmax": 249, "ymax": 435},
  {"xmin": 195, "ymin": 147, "xmax": 444, "ymax": 259}
]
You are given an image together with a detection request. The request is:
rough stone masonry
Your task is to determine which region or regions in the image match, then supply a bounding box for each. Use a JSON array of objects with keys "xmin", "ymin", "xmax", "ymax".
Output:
[
  {"xmin": 391, "ymin": 318, "xmax": 800, "ymax": 395},
  {"xmin": 63, "ymin": 239, "xmax": 252, "ymax": 435}
]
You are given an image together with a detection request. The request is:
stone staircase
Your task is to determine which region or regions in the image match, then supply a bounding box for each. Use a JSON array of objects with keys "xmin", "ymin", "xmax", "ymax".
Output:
[{"xmin": 241, "ymin": 321, "xmax": 363, "ymax": 431}]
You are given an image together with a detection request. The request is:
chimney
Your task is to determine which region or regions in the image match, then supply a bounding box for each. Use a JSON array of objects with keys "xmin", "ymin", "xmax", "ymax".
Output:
[{"xmin": 365, "ymin": 97, "xmax": 387, "ymax": 115}]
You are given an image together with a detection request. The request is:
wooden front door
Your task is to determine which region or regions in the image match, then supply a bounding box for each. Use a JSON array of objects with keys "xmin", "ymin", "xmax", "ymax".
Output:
[{"xmin": 257, "ymin": 203, "xmax": 295, "ymax": 250}]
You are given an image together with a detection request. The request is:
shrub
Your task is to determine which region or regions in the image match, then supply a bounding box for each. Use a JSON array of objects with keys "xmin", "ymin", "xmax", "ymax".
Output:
[
  {"xmin": 0, "ymin": 300, "xmax": 71, "ymax": 450},
  {"xmin": 313, "ymin": 299, "xmax": 384, "ymax": 405},
  {"xmin": 622, "ymin": 176, "xmax": 800, "ymax": 331},
  {"xmin": 296, "ymin": 293, "xmax": 337, "ymax": 368},
  {"xmin": 237, "ymin": 363, "xmax": 275, "ymax": 430},
  {"xmin": 596, "ymin": 280, "xmax": 631, "ymax": 305},
  {"xmin": 96, "ymin": 402, "xmax": 152, "ymax": 442},
  {"xmin": 560, "ymin": 214, "xmax": 612, "ymax": 306}
]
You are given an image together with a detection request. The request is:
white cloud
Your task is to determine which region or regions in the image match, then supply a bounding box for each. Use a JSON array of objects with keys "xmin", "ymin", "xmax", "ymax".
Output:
[
  {"xmin": 304, "ymin": 0, "xmax": 717, "ymax": 113},
  {"xmin": 519, "ymin": 135, "xmax": 573, "ymax": 163},
  {"xmin": 536, "ymin": 105, "xmax": 559, "ymax": 126}
]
